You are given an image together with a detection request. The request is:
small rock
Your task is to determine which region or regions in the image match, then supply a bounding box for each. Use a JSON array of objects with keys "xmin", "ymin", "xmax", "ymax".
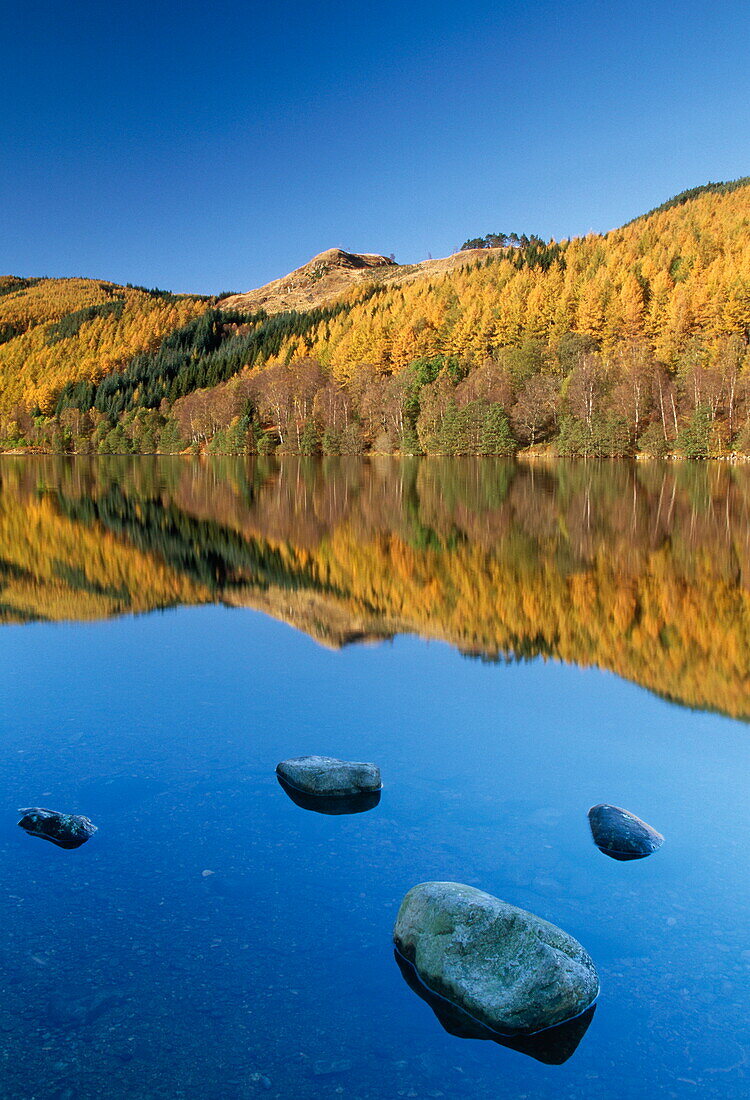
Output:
[
  {"xmin": 276, "ymin": 756, "xmax": 381, "ymax": 797},
  {"xmin": 588, "ymin": 804, "xmax": 664, "ymax": 860},
  {"xmin": 18, "ymin": 807, "xmax": 97, "ymax": 849},
  {"xmin": 393, "ymin": 881, "xmax": 599, "ymax": 1036},
  {"xmin": 312, "ymin": 1059, "xmax": 353, "ymax": 1076},
  {"xmin": 276, "ymin": 775, "xmax": 380, "ymax": 815},
  {"xmin": 48, "ymin": 991, "xmax": 122, "ymax": 1030}
]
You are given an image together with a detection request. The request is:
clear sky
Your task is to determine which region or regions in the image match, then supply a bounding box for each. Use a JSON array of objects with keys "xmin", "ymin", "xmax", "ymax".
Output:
[{"xmin": 2, "ymin": 0, "xmax": 749, "ymax": 294}]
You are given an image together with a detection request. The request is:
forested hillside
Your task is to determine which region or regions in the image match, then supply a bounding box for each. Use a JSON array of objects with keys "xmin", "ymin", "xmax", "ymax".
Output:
[
  {"xmin": 3, "ymin": 178, "xmax": 750, "ymax": 456},
  {"xmin": 0, "ymin": 278, "xmax": 208, "ymax": 422}
]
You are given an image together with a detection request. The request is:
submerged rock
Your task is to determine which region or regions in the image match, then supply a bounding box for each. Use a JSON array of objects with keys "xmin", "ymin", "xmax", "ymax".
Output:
[
  {"xmin": 276, "ymin": 774, "xmax": 380, "ymax": 815},
  {"xmin": 394, "ymin": 951, "xmax": 595, "ymax": 1064},
  {"xmin": 48, "ymin": 990, "xmax": 122, "ymax": 1029},
  {"xmin": 393, "ymin": 882, "xmax": 599, "ymax": 1036},
  {"xmin": 18, "ymin": 807, "xmax": 97, "ymax": 849},
  {"xmin": 588, "ymin": 804, "xmax": 664, "ymax": 860},
  {"xmin": 275, "ymin": 755, "xmax": 381, "ymax": 798},
  {"xmin": 312, "ymin": 1059, "xmax": 353, "ymax": 1076}
]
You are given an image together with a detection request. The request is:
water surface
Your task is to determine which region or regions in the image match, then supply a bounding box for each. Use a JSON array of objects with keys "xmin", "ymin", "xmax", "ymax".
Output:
[{"xmin": 0, "ymin": 456, "xmax": 748, "ymax": 1098}]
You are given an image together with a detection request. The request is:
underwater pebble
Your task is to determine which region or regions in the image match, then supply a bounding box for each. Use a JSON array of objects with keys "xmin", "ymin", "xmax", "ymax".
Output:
[
  {"xmin": 248, "ymin": 1071, "xmax": 272, "ymax": 1089},
  {"xmin": 312, "ymin": 1059, "xmax": 353, "ymax": 1076}
]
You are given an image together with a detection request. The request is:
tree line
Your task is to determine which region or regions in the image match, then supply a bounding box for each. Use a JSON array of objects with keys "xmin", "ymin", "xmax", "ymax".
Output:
[{"xmin": 8, "ymin": 329, "xmax": 750, "ymax": 458}]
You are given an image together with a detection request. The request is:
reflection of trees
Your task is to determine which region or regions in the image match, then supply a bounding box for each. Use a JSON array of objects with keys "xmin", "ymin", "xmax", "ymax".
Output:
[{"xmin": 2, "ymin": 456, "xmax": 750, "ymax": 717}]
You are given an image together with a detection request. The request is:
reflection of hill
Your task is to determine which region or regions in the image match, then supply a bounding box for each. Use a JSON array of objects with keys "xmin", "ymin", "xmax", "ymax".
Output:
[{"xmin": 2, "ymin": 456, "xmax": 750, "ymax": 719}]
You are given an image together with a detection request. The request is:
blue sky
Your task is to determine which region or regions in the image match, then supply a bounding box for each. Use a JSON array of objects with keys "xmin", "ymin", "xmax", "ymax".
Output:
[{"xmin": 2, "ymin": 0, "xmax": 749, "ymax": 293}]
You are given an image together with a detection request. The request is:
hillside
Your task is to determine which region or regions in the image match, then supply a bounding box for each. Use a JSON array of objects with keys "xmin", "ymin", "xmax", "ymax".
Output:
[
  {"xmin": 2, "ymin": 177, "xmax": 750, "ymax": 456},
  {"xmin": 0, "ymin": 277, "xmax": 207, "ymax": 419}
]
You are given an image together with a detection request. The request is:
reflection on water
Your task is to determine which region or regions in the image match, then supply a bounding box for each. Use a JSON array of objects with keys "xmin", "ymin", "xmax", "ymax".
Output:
[
  {"xmin": 276, "ymin": 774, "xmax": 382, "ymax": 815},
  {"xmin": 0, "ymin": 455, "xmax": 749, "ymax": 1097},
  {"xmin": 2, "ymin": 454, "xmax": 750, "ymax": 716},
  {"xmin": 394, "ymin": 951, "xmax": 596, "ymax": 1065}
]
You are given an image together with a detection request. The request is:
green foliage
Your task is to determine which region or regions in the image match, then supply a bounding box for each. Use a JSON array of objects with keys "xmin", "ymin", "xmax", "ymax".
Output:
[
  {"xmin": 732, "ymin": 419, "xmax": 750, "ymax": 455},
  {"xmin": 206, "ymin": 417, "xmax": 250, "ymax": 455},
  {"xmin": 678, "ymin": 405, "xmax": 713, "ymax": 458},
  {"xmin": 459, "ymin": 233, "xmax": 565, "ymax": 271},
  {"xmin": 46, "ymin": 299, "xmax": 125, "ymax": 344},
  {"xmin": 480, "ymin": 405, "xmax": 516, "ymax": 455},
  {"xmin": 556, "ymin": 414, "xmax": 631, "ymax": 457},
  {"xmin": 419, "ymin": 399, "xmax": 516, "ymax": 456},
  {"xmin": 55, "ymin": 380, "xmax": 96, "ymax": 416},
  {"xmin": 0, "ymin": 323, "xmax": 22, "ymax": 346},
  {"xmin": 97, "ymin": 423, "xmax": 132, "ymax": 454},
  {"xmin": 505, "ymin": 340, "xmax": 545, "ymax": 387},
  {"xmin": 555, "ymin": 331, "xmax": 598, "ymax": 370},
  {"xmin": 0, "ymin": 277, "xmax": 40, "ymax": 299},
  {"xmin": 158, "ymin": 419, "xmax": 185, "ymax": 454},
  {"xmin": 255, "ymin": 430, "xmax": 276, "ymax": 455},
  {"xmin": 399, "ymin": 422, "xmax": 421, "ymax": 455},
  {"xmin": 298, "ymin": 419, "xmax": 320, "ymax": 456},
  {"xmin": 401, "ymin": 355, "xmax": 466, "ymax": 430},
  {"xmin": 637, "ymin": 422, "xmax": 670, "ymax": 457}
]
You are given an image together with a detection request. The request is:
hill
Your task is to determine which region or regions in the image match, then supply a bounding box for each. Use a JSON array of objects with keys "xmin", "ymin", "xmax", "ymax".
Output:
[
  {"xmin": 2, "ymin": 177, "xmax": 750, "ymax": 456},
  {"xmin": 218, "ymin": 245, "xmax": 511, "ymax": 315},
  {"xmin": 219, "ymin": 248, "xmax": 396, "ymax": 313},
  {"xmin": 0, "ymin": 277, "xmax": 208, "ymax": 420}
]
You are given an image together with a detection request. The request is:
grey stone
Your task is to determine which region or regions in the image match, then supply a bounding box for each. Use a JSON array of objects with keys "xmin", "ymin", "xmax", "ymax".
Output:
[
  {"xmin": 588, "ymin": 803, "xmax": 664, "ymax": 860},
  {"xmin": 393, "ymin": 881, "xmax": 599, "ymax": 1036},
  {"xmin": 394, "ymin": 950, "xmax": 596, "ymax": 1064},
  {"xmin": 276, "ymin": 774, "xmax": 380, "ymax": 815},
  {"xmin": 276, "ymin": 756, "xmax": 381, "ymax": 797},
  {"xmin": 18, "ymin": 807, "xmax": 97, "ymax": 849}
]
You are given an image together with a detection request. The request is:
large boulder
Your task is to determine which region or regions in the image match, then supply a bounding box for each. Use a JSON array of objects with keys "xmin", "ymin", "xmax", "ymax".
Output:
[
  {"xmin": 394, "ymin": 951, "xmax": 596, "ymax": 1064},
  {"xmin": 18, "ymin": 807, "xmax": 97, "ymax": 849},
  {"xmin": 588, "ymin": 804, "xmax": 664, "ymax": 860},
  {"xmin": 393, "ymin": 882, "xmax": 599, "ymax": 1036},
  {"xmin": 275, "ymin": 756, "xmax": 381, "ymax": 798}
]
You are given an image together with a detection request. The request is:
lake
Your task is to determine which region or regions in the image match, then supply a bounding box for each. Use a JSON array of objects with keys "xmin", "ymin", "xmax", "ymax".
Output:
[{"xmin": 0, "ymin": 455, "xmax": 748, "ymax": 1098}]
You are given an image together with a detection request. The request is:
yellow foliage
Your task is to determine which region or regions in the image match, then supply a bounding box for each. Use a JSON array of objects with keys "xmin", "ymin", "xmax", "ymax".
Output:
[{"xmin": 0, "ymin": 280, "xmax": 206, "ymax": 418}]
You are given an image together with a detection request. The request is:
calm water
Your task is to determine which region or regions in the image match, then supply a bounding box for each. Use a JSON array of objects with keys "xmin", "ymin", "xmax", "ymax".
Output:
[{"xmin": 0, "ymin": 456, "xmax": 749, "ymax": 1098}]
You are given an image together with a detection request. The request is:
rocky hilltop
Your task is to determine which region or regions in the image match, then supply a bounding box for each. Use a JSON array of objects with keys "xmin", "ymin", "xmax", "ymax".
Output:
[
  {"xmin": 219, "ymin": 245, "xmax": 505, "ymax": 314},
  {"xmin": 219, "ymin": 248, "xmax": 396, "ymax": 314}
]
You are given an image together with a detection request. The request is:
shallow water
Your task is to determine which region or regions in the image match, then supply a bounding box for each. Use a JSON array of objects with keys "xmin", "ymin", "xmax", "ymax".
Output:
[{"xmin": 0, "ymin": 456, "xmax": 749, "ymax": 1098}]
